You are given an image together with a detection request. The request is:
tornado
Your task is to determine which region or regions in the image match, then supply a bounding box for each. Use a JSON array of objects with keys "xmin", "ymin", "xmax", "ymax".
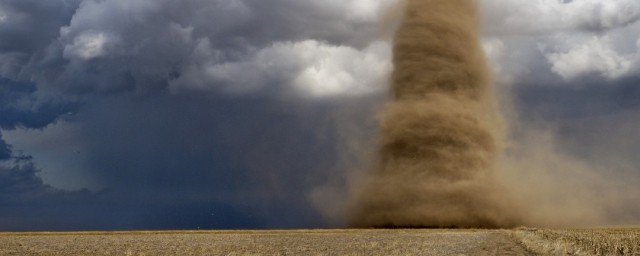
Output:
[{"xmin": 349, "ymin": 0, "xmax": 520, "ymax": 228}]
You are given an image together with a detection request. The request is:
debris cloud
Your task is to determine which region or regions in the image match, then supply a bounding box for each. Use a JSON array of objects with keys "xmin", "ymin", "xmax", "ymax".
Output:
[{"xmin": 348, "ymin": 0, "xmax": 520, "ymax": 228}]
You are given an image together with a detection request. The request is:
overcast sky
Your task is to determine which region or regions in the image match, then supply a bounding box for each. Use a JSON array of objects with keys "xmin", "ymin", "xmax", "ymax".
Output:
[{"xmin": 1, "ymin": 0, "xmax": 639, "ymax": 231}]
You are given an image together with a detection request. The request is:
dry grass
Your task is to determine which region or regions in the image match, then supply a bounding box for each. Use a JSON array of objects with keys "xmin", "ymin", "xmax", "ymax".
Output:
[
  {"xmin": 4, "ymin": 228, "xmax": 638, "ymax": 255},
  {"xmin": 0, "ymin": 229, "xmax": 530, "ymax": 256},
  {"xmin": 512, "ymin": 228, "xmax": 640, "ymax": 256}
]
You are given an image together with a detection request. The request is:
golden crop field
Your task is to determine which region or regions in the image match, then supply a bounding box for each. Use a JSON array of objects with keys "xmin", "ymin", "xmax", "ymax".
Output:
[
  {"xmin": 513, "ymin": 228, "xmax": 640, "ymax": 256},
  {"xmin": 0, "ymin": 228, "xmax": 638, "ymax": 255}
]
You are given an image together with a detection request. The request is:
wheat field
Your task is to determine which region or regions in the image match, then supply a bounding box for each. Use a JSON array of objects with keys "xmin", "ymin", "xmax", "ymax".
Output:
[{"xmin": 0, "ymin": 228, "xmax": 638, "ymax": 255}]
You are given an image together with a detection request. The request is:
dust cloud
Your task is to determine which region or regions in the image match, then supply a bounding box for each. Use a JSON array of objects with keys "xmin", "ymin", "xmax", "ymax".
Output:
[
  {"xmin": 345, "ymin": 0, "xmax": 640, "ymax": 229},
  {"xmin": 348, "ymin": 0, "xmax": 521, "ymax": 228},
  {"xmin": 495, "ymin": 121, "xmax": 640, "ymax": 228}
]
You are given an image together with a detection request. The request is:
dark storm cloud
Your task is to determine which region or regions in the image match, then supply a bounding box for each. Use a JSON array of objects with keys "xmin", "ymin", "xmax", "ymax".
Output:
[
  {"xmin": 513, "ymin": 75, "xmax": 640, "ymax": 161},
  {"xmin": 0, "ymin": 132, "xmax": 11, "ymax": 160},
  {"xmin": 0, "ymin": 154, "xmax": 262, "ymax": 231},
  {"xmin": 17, "ymin": 0, "xmax": 391, "ymax": 96},
  {"xmin": 0, "ymin": 157, "xmax": 51, "ymax": 203},
  {"xmin": 515, "ymin": 76, "xmax": 640, "ymax": 121},
  {"xmin": 0, "ymin": 150, "xmax": 266, "ymax": 231},
  {"xmin": 0, "ymin": 78, "xmax": 78, "ymax": 130},
  {"xmin": 0, "ymin": 91, "xmax": 382, "ymax": 231},
  {"xmin": 67, "ymin": 93, "xmax": 381, "ymax": 228},
  {"xmin": 0, "ymin": 0, "xmax": 81, "ymax": 82},
  {"xmin": 0, "ymin": 145, "xmax": 99, "ymax": 231},
  {"xmin": 0, "ymin": 76, "xmax": 94, "ymax": 231},
  {"xmin": 0, "ymin": 0, "xmax": 81, "ymax": 54},
  {"xmin": 0, "ymin": 0, "xmax": 392, "ymax": 230}
]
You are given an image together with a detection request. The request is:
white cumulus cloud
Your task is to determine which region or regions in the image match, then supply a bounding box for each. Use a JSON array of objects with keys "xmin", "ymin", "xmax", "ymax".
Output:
[
  {"xmin": 546, "ymin": 36, "xmax": 634, "ymax": 80},
  {"xmin": 63, "ymin": 32, "xmax": 117, "ymax": 60},
  {"xmin": 170, "ymin": 40, "xmax": 392, "ymax": 97},
  {"xmin": 291, "ymin": 40, "xmax": 392, "ymax": 97}
]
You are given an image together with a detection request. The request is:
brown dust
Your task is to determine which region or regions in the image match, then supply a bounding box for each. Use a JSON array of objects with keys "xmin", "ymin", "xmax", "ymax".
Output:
[{"xmin": 348, "ymin": 0, "xmax": 521, "ymax": 228}]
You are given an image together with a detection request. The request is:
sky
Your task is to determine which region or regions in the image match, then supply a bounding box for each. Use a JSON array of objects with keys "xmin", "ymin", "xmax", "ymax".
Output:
[{"xmin": 1, "ymin": 0, "xmax": 640, "ymax": 231}]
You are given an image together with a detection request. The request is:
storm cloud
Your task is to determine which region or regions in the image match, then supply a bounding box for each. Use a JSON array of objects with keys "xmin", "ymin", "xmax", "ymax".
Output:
[
  {"xmin": 1, "ymin": 0, "xmax": 640, "ymax": 230},
  {"xmin": 0, "ymin": 0, "xmax": 393, "ymax": 231}
]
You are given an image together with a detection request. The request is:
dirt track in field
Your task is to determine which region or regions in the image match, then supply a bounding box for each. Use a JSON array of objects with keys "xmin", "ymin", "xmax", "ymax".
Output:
[{"xmin": 0, "ymin": 229, "xmax": 533, "ymax": 256}]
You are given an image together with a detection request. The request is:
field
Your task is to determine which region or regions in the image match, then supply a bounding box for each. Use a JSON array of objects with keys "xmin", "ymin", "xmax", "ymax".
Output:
[
  {"xmin": 0, "ymin": 228, "xmax": 637, "ymax": 255},
  {"xmin": 513, "ymin": 228, "xmax": 640, "ymax": 255}
]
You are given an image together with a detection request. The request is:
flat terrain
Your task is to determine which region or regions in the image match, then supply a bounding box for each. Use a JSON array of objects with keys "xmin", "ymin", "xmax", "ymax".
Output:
[
  {"xmin": 513, "ymin": 228, "xmax": 640, "ymax": 255},
  {"xmin": 1, "ymin": 228, "xmax": 639, "ymax": 255},
  {"xmin": 0, "ymin": 229, "xmax": 531, "ymax": 256}
]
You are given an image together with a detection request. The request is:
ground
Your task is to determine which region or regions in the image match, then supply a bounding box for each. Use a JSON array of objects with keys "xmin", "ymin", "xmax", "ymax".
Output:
[{"xmin": 0, "ymin": 229, "xmax": 534, "ymax": 256}]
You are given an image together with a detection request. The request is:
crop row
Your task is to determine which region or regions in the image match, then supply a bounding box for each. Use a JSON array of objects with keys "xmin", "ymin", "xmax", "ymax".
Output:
[{"xmin": 514, "ymin": 228, "xmax": 640, "ymax": 256}]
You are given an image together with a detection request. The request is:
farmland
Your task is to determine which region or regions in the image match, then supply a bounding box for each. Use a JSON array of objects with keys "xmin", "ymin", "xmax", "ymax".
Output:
[
  {"xmin": 0, "ymin": 228, "xmax": 638, "ymax": 255},
  {"xmin": 513, "ymin": 228, "xmax": 640, "ymax": 255}
]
